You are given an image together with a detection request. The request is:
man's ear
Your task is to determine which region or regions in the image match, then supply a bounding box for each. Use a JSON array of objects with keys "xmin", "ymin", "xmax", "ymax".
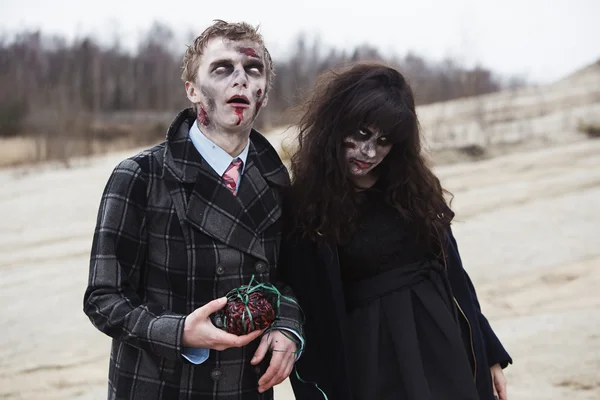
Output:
[{"xmin": 185, "ymin": 81, "xmax": 201, "ymax": 104}]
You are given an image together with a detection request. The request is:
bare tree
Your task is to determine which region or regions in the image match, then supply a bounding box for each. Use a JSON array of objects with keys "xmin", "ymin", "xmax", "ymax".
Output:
[{"xmin": 0, "ymin": 25, "xmax": 524, "ymax": 163}]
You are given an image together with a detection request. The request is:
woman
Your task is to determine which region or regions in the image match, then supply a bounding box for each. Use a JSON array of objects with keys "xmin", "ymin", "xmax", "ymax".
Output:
[{"xmin": 279, "ymin": 62, "xmax": 512, "ymax": 400}]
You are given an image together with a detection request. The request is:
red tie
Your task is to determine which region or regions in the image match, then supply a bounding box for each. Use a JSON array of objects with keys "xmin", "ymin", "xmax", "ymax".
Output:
[{"xmin": 222, "ymin": 158, "xmax": 243, "ymax": 195}]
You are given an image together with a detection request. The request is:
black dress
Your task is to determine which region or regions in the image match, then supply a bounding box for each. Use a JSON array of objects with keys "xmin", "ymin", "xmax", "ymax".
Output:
[{"xmin": 337, "ymin": 185, "xmax": 480, "ymax": 400}]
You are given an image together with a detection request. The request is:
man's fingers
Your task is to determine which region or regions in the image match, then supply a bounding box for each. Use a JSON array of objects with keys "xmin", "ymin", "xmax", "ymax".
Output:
[
  {"xmin": 210, "ymin": 327, "xmax": 263, "ymax": 350},
  {"xmin": 251, "ymin": 335, "xmax": 270, "ymax": 365},
  {"xmin": 197, "ymin": 297, "xmax": 227, "ymax": 317},
  {"xmin": 282, "ymin": 356, "xmax": 295, "ymax": 381},
  {"xmin": 261, "ymin": 357, "xmax": 292, "ymax": 392},
  {"xmin": 258, "ymin": 351, "xmax": 295, "ymax": 392},
  {"xmin": 232, "ymin": 329, "xmax": 264, "ymax": 347},
  {"xmin": 258, "ymin": 350, "xmax": 285, "ymax": 388}
]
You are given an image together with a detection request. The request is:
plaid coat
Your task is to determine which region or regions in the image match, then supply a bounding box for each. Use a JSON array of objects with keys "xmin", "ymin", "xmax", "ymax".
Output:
[{"xmin": 84, "ymin": 108, "xmax": 303, "ymax": 400}]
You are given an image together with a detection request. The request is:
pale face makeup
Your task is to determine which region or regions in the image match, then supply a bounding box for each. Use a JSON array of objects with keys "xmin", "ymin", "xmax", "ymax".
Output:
[
  {"xmin": 185, "ymin": 37, "xmax": 269, "ymax": 135},
  {"xmin": 343, "ymin": 127, "xmax": 393, "ymax": 182}
]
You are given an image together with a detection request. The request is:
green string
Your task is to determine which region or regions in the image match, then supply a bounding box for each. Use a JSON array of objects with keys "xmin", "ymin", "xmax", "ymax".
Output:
[
  {"xmin": 224, "ymin": 275, "xmax": 328, "ymax": 399},
  {"xmin": 223, "ymin": 274, "xmax": 301, "ymax": 335},
  {"xmin": 294, "ymin": 368, "xmax": 329, "ymax": 400},
  {"xmin": 269, "ymin": 327, "xmax": 302, "ymax": 357},
  {"xmin": 267, "ymin": 330, "xmax": 328, "ymax": 400}
]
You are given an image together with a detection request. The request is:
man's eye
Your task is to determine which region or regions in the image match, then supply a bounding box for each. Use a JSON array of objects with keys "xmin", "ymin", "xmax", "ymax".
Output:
[
  {"xmin": 214, "ymin": 66, "xmax": 231, "ymax": 74},
  {"xmin": 245, "ymin": 65, "xmax": 263, "ymax": 74}
]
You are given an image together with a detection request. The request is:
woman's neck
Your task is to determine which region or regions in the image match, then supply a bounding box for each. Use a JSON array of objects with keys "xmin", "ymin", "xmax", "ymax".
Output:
[{"xmin": 351, "ymin": 171, "xmax": 379, "ymax": 191}]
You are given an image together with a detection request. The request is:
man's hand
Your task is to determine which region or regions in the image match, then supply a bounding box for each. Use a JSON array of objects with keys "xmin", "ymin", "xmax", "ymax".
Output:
[
  {"xmin": 251, "ymin": 330, "xmax": 297, "ymax": 393},
  {"xmin": 491, "ymin": 363, "xmax": 508, "ymax": 400},
  {"xmin": 182, "ymin": 297, "xmax": 263, "ymax": 350}
]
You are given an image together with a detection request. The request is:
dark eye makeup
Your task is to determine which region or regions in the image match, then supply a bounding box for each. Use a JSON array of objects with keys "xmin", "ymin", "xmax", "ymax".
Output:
[{"xmin": 355, "ymin": 127, "xmax": 391, "ymax": 146}]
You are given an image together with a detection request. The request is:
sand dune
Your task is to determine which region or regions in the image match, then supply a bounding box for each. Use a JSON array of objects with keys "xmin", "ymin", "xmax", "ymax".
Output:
[{"xmin": 1, "ymin": 138, "xmax": 599, "ymax": 399}]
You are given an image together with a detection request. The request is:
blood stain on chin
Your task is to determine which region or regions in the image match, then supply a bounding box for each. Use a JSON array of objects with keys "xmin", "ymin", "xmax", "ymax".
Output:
[
  {"xmin": 239, "ymin": 47, "xmax": 259, "ymax": 58},
  {"xmin": 234, "ymin": 108, "xmax": 244, "ymax": 126}
]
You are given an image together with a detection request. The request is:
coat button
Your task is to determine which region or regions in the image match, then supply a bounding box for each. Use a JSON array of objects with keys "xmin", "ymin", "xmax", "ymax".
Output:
[
  {"xmin": 254, "ymin": 261, "xmax": 268, "ymax": 274},
  {"xmin": 216, "ymin": 264, "xmax": 225, "ymax": 275},
  {"xmin": 210, "ymin": 368, "xmax": 222, "ymax": 381}
]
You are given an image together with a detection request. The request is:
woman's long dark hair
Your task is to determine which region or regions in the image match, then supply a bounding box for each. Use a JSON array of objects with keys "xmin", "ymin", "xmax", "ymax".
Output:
[{"xmin": 289, "ymin": 62, "xmax": 453, "ymax": 245}]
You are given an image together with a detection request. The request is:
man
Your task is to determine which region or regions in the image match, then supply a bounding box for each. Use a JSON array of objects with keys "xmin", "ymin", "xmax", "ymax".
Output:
[{"xmin": 84, "ymin": 20, "xmax": 303, "ymax": 399}]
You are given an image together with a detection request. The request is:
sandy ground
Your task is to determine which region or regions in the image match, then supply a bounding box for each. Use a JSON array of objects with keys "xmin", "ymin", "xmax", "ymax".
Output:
[{"xmin": 1, "ymin": 136, "xmax": 599, "ymax": 400}]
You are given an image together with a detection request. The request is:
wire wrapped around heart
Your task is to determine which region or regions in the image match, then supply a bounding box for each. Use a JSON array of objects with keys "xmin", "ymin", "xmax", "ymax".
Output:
[
  {"xmin": 222, "ymin": 277, "xmax": 326, "ymax": 398},
  {"xmin": 225, "ymin": 291, "xmax": 275, "ymax": 335},
  {"xmin": 222, "ymin": 275, "xmax": 288, "ymax": 335}
]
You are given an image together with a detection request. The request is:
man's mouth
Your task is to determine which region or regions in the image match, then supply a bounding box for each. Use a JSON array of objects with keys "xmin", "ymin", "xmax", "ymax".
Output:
[
  {"xmin": 351, "ymin": 159, "xmax": 373, "ymax": 169},
  {"xmin": 227, "ymin": 95, "xmax": 250, "ymax": 108}
]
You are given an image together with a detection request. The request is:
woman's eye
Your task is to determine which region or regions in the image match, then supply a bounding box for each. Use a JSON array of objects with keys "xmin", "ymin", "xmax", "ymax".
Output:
[
  {"xmin": 358, "ymin": 129, "xmax": 368, "ymax": 136},
  {"xmin": 378, "ymin": 136, "xmax": 392, "ymax": 146}
]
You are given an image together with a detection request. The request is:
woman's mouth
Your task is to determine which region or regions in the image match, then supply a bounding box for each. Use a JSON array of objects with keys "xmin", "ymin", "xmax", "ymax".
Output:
[{"xmin": 351, "ymin": 159, "xmax": 373, "ymax": 169}]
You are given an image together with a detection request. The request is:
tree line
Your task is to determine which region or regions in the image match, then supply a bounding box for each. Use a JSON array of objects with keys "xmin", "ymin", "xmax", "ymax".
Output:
[{"xmin": 0, "ymin": 22, "xmax": 525, "ymax": 160}]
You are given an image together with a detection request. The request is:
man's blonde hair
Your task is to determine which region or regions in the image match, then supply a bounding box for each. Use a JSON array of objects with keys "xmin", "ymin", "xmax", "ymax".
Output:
[{"xmin": 181, "ymin": 19, "xmax": 275, "ymax": 90}]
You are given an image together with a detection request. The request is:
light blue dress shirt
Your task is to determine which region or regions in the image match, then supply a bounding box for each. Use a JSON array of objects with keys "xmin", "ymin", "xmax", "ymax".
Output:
[
  {"xmin": 189, "ymin": 120, "xmax": 249, "ymax": 193},
  {"xmin": 182, "ymin": 121, "xmax": 304, "ymax": 364}
]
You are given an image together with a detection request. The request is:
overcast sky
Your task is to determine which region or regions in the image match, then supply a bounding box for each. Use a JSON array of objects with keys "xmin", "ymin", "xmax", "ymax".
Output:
[{"xmin": 1, "ymin": 0, "xmax": 598, "ymax": 84}]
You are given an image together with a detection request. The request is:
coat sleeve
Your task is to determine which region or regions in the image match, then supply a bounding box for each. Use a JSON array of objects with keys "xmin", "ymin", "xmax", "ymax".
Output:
[
  {"xmin": 83, "ymin": 159, "xmax": 186, "ymax": 360},
  {"xmin": 268, "ymin": 281, "xmax": 305, "ymax": 357},
  {"xmin": 269, "ymin": 249, "xmax": 305, "ymax": 354},
  {"xmin": 447, "ymin": 229, "xmax": 513, "ymax": 369}
]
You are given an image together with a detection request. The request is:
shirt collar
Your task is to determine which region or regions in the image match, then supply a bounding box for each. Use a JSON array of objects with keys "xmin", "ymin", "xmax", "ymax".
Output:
[{"xmin": 189, "ymin": 120, "xmax": 249, "ymax": 177}]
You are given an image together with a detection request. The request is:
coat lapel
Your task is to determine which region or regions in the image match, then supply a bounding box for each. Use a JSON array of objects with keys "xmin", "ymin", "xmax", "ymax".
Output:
[
  {"xmin": 161, "ymin": 108, "xmax": 289, "ymax": 261},
  {"xmin": 184, "ymin": 158, "xmax": 268, "ymax": 261},
  {"xmin": 235, "ymin": 142, "xmax": 283, "ymax": 234}
]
